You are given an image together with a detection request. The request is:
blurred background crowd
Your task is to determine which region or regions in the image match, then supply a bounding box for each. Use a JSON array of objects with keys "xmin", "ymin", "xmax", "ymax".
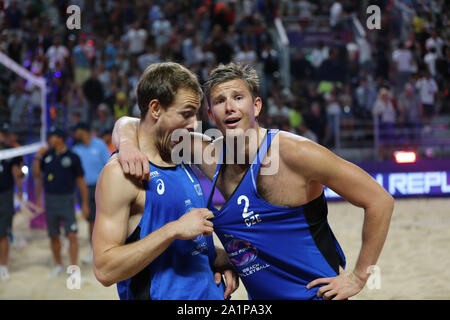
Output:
[{"xmin": 0, "ymin": 0, "xmax": 449, "ymax": 159}]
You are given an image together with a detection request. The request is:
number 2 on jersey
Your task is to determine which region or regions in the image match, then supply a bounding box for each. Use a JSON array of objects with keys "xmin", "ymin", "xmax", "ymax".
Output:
[{"xmin": 237, "ymin": 195, "xmax": 261, "ymax": 227}]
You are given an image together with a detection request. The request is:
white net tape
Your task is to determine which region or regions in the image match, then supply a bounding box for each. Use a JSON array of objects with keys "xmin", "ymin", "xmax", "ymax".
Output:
[{"xmin": 0, "ymin": 51, "xmax": 46, "ymax": 160}]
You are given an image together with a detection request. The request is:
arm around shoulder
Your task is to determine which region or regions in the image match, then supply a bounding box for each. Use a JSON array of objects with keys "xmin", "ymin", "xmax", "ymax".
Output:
[{"xmin": 93, "ymin": 157, "xmax": 198, "ymax": 286}]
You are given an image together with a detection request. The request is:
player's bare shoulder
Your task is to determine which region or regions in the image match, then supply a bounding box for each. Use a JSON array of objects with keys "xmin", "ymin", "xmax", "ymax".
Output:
[
  {"xmin": 277, "ymin": 131, "xmax": 322, "ymax": 163},
  {"xmin": 98, "ymin": 154, "xmax": 142, "ymax": 200}
]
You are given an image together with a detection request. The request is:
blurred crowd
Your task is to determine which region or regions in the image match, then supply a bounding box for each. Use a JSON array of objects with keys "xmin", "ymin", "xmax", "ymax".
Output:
[{"xmin": 0, "ymin": 0, "xmax": 448, "ymax": 150}]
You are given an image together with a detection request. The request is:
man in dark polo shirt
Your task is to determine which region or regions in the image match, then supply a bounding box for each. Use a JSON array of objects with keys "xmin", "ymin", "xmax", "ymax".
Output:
[
  {"xmin": 33, "ymin": 127, "xmax": 89, "ymax": 278},
  {"xmin": 0, "ymin": 122, "xmax": 24, "ymax": 281}
]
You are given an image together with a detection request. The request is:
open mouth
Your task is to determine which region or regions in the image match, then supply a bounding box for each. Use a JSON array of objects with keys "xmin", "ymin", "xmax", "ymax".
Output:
[{"xmin": 224, "ymin": 117, "xmax": 241, "ymax": 128}]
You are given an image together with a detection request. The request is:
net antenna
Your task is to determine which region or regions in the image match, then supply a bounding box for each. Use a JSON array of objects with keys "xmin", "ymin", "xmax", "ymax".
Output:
[{"xmin": 0, "ymin": 51, "xmax": 47, "ymax": 160}]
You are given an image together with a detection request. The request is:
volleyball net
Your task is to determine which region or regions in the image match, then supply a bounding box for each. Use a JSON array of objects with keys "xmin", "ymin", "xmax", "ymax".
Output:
[{"xmin": 0, "ymin": 51, "xmax": 47, "ymax": 160}]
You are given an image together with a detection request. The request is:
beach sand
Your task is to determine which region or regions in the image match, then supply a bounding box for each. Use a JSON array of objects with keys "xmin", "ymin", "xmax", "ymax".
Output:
[{"xmin": 1, "ymin": 197, "xmax": 449, "ymax": 300}]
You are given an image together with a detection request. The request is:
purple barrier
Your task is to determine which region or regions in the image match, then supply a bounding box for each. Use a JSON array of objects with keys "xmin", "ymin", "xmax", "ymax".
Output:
[{"xmin": 326, "ymin": 159, "xmax": 450, "ymax": 200}]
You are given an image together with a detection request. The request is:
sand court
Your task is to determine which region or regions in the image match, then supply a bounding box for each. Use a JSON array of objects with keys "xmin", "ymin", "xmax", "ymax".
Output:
[{"xmin": 1, "ymin": 197, "xmax": 449, "ymax": 300}]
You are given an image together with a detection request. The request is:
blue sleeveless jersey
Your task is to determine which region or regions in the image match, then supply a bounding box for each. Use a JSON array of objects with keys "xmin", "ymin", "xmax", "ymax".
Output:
[
  {"xmin": 207, "ymin": 129, "xmax": 346, "ymax": 300},
  {"xmin": 117, "ymin": 162, "xmax": 225, "ymax": 300}
]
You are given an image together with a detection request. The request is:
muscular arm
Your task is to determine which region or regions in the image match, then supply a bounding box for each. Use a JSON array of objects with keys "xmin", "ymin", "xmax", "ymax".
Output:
[
  {"xmin": 93, "ymin": 157, "xmax": 214, "ymax": 287},
  {"xmin": 282, "ymin": 134, "xmax": 394, "ymax": 297},
  {"xmin": 111, "ymin": 116, "xmax": 146, "ymax": 178},
  {"xmin": 111, "ymin": 116, "xmax": 219, "ymax": 180}
]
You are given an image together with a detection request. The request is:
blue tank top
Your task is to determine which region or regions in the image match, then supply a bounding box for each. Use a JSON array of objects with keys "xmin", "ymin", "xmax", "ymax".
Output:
[
  {"xmin": 207, "ymin": 129, "xmax": 346, "ymax": 300},
  {"xmin": 117, "ymin": 161, "xmax": 225, "ymax": 300}
]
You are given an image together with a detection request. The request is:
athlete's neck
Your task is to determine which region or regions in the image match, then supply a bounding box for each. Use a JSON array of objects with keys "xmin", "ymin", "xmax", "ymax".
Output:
[
  {"xmin": 137, "ymin": 120, "xmax": 174, "ymax": 167},
  {"xmin": 223, "ymin": 125, "xmax": 266, "ymax": 169}
]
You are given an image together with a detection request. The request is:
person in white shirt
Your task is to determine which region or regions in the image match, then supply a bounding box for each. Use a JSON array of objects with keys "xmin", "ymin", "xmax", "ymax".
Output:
[
  {"xmin": 425, "ymin": 29, "xmax": 444, "ymax": 58},
  {"xmin": 372, "ymin": 87, "xmax": 396, "ymax": 149},
  {"xmin": 310, "ymin": 41, "xmax": 329, "ymax": 70},
  {"xmin": 415, "ymin": 70, "xmax": 438, "ymax": 124},
  {"xmin": 45, "ymin": 37, "xmax": 69, "ymax": 71},
  {"xmin": 137, "ymin": 44, "xmax": 160, "ymax": 72},
  {"xmin": 330, "ymin": 1, "xmax": 343, "ymax": 29},
  {"xmin": 234, "ymin": 43, "xmax": 257, "ymax": 66},
  {"xmin": 392, "ymin": 42, "xmax": 414, "ymax": 94},
  {"xmin": 424, "ymin": 47, "xmax": 438, "ymax": 77},
  {"xmin": 356, "ymin": 35, "xmax": 372, "ymax": 73},
  {"xmin": 124, "ymin": 22, "xmax": 148, "ymax": 56}
]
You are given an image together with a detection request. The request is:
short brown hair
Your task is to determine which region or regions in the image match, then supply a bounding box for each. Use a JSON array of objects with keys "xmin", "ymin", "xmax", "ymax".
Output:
[
  {"xmin": 204, "ymin": 62, "xmax": 260, "ymax": 108},
  {"xmin": 137, "ymin": 62, "xmax": 203, "ymax": 119}
]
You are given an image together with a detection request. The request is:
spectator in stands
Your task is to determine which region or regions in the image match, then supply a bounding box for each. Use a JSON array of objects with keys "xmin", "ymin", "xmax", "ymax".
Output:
[
  {"xmin": 310, "ymin": 41, "xmax": 329, "ymax": 72},
  {"xmin": 290, "ymin": 49, "xmax": 313, "ymax": 82},
  {"xmin": 7, "ymin": 83, "xmax": 28, "ymax": 129},
  {"xmin": 82, "ymin": 67, "xmax": 104, "ymax": 123},
  {"xmin": 234, "ymin": 42, "xmax": 257, "ymax": 66},
  {"xmin": 91, "ymin": 103, "xmax": 115, "ymax": 137},
  {"xmin": 304, "ymin": 101, "xmax": 328, "ymax": 146},
  {"xmin": 7, "ymin": 32, "xmax": 21, "ymax": 63},
  {"xmin": 372, "ymin": 87, "xmax": 396, "ymax": 148},
  {"xmin": 324, "ymin": 90, "xmax": 341, "ymax": 145},
  {"xmin": 113, "ymin": 91, "xmax": 130, "ymax": 120},
  {"xmin": 267, "ymin": 94, "xmax": 291, "ymax": 125},
  {"xmin": 425, "ymin": 29, "xmax": 445, "ymax": 58},
  {"xmin": 104, "ymin": 36, "xmax": 119, "ymax": 70},
  {"xmin": 392, "ymin": 42, "xmax": 415, "ymax": 94},
  {"xmin": 329, "ymin": 1, "xmax": 343, "ymax": 30},
  {"xmin": 356, "ymin": 34, "xmax": 373, "ymax": 74},
  {"xmin": 72, "ymin": 34, "xmax": 94, "ymax": 86},
  {"xmin": 151, "ymin": 12, "xmax": 172, "ymax": 51},
  {"xmin": 137, "ymin": 43, "xmax": 161, "ymax": 72},
  {"xmin": 46, "ymin": 37, "xmax": 69, "ymax": 72},
  {"xmin": 5, "ymin": 1, "xmax": 22, "ymax": 30},
  {"xmin": 415, "ymin": 69, "xmax": 439, "ymax": 130},
  {"xmin": 210, "ymin": 25, "xmax": 234, "ymax": 65},
  {"xmin": 424, "ymin": 47, "xmax": 438, "ymax": 78},
  {"xmin": 355, "ymin": 78, "xmax": 377, "ymax": 119},
  {"xmin": 397, "ymin": 82, "xmax": 423, "ymax": 141},
  {"xmin": 123, "ymin": 21, "xmax": 147, "ymax": 56}
]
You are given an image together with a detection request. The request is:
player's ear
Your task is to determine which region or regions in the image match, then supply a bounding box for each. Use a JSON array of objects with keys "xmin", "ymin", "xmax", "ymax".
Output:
[
  {"xmin": 148, "ymin": 99, "xmax": 161, "ymax": 120},
  {"xmin": 253, "ymin": 97, "xmax": 262, "ymax": 118}
]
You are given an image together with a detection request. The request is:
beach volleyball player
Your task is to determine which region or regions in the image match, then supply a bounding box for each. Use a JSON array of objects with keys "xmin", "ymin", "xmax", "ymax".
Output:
[
  {"xmin": 113, "ymin": 63, "xmax": 394, "ymax": 300},
  {"xmin": 92, "ymin": 62, "xmax": 238, "ymax": 300}
]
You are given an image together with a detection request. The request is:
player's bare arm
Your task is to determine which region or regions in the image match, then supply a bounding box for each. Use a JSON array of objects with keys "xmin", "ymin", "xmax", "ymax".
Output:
[
  {"xmin": 112, "ymin": 116, "xmax": 220, "ymax": 180},
  {"xmin": 93, "ymin": 156, "xmax": 214, "ymax": 287},
  {"xmin": 279, "ymin": 132, "xmax": 394, "ymax": 300},
  {"xmin": 111, "ymin": 116, "xmax": 148, "ymax": 179}
]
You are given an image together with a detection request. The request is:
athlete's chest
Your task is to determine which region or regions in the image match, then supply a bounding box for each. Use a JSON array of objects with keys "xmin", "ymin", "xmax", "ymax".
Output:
[{"xmin": 215, "ymin": 161, "xmax": 308, "ymax": 207}]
